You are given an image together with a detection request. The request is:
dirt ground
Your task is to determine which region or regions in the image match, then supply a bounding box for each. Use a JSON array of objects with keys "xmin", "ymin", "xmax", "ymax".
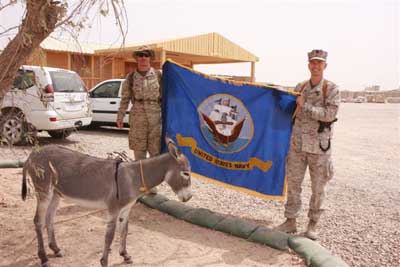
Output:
[{"xmin": 0, "ymin": 103, "xmax": 399, "ymax": 267}]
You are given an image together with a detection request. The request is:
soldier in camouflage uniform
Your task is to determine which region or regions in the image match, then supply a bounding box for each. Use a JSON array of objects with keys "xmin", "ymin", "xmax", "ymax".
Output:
[
  {"xmin": 276, "ymin": 49, "xmax": 340, "ymax": 240},
  {"xmin": 117, "ymin": 45, "xmax": 162, "ymax": 162}
]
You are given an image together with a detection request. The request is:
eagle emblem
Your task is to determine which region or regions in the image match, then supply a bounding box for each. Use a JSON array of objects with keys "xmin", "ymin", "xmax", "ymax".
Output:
[{"xmin": 198, "ymin": 94, "xmax": 253, "ymax": 153}]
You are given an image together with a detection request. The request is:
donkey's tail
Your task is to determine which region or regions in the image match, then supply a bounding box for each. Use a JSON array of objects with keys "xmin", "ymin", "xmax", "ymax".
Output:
[{"xmin": 22, "ymin": 163, "xmax": 27, "ymax": 201}]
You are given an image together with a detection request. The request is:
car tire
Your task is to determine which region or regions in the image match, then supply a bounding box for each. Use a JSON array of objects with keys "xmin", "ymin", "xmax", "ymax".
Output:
[
  {"xmin": 0, "ymin": 112, "xmax": 36, "ymax": 145},
  {"xmin": 48, "ymin": 129, "xmax": 73, "ymax": 139}
]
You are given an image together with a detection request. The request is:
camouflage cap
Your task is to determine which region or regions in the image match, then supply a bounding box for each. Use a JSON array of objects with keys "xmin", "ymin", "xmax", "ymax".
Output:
[
  {"xmin": 133, "ymin": 45, "xmax": 155, "ymax": 59},
  {"xmin": 308, "ymin": 49, "xmax": 328, "ymax": 62}
]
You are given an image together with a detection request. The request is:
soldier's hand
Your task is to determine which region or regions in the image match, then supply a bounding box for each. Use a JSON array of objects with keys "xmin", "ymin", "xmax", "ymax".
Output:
[
  {"xmin": 116, "ymin": 119, "xmax": 123, "ymax": 129},
  {"xmin": 296, "ymin": 93, "xmax": 305, "ymax": 108}
]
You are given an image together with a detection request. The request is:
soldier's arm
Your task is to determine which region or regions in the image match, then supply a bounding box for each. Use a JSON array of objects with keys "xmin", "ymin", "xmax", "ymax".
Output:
[
  {"xmin": 117, "ymin": 79, "xmax": 132, "ymax": 121},
  {"xmin": 303, "ymin": 83, "xmax": 340, "ymax": 122}
]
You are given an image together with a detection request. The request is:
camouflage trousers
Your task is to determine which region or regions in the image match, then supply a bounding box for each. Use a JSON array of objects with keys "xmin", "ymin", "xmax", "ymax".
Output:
[
  {"xmin": 284, "ymin": 148, "xmax": 334, "ymax": 222},
  {"xmin": 128, "ymin": 106, "xmax": 161, "ymax": 160}
]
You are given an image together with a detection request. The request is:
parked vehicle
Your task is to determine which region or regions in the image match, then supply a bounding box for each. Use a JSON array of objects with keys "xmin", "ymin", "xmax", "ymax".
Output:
[
  {"xmin": 354, "ymin": 96, "xmax": 366, "ymax": 103},
  {"xmin": 89, "ymin": 79, "xmax": 130, "ymax": 126},
  {"xmin": 1, "ymin": 66, "xmax": 92, "ymax": 145}
]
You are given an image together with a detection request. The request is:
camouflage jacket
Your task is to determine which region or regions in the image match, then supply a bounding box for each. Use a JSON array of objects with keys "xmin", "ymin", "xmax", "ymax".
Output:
[
  {"xmin": 117, "ymin": 67, "xmax": 162, "ymax": 121},
  {"xmin": 291, "ymin": 79, "xmax": 340, "ymax": 154}
]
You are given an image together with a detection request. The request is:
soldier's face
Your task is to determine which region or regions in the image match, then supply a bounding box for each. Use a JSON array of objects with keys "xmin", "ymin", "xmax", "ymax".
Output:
[
  {"xmin": 308, "ymin": 60, "xmax": 327, "ymax": 77},
  {"xmin": 136, "ymin": 53, "xmax": 152, "ymax": 71}
]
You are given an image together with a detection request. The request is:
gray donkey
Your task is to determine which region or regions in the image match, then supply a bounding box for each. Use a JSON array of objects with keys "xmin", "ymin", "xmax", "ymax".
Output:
[{"xmin": 22, "ymin": 137, "xmax": 192, "ymax": 267}]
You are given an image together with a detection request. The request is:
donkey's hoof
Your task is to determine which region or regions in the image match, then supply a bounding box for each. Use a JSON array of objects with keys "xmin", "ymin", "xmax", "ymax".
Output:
[
  {"xmin": 123, "ymin": 255, "xmax": 133, "ymax": 264},
  {"xmin": 100, "ymin": 257, "xmax": 108, "ymax": 267},
  {"xmin": 54, "ymin": 251, "xmax": 63, "ymax": 257},
  {"xmin": 41, "ymin": 261, "xmax": 50, "ymax": 267}
]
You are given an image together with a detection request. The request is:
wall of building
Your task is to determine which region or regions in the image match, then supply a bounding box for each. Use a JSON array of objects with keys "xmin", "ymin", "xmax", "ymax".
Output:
[{"xmin": 47, "ymin": 51, "xmax": 68, "ymax": 69}]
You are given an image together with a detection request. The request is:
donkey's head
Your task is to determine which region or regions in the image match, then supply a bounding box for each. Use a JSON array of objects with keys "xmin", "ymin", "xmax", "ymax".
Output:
[{"xmin": 164, "ymin": 136, "xmax": 192, "ymax": 202}]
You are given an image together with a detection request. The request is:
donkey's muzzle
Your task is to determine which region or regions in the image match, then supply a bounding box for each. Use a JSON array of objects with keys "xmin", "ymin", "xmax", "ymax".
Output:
[
  {"xmin": 177, "ymin": 187, "xmax": 192, "ymax": 202},
  {"xmin": 182, "ymin": 194, "xmax": 192, "ymax": 202}
]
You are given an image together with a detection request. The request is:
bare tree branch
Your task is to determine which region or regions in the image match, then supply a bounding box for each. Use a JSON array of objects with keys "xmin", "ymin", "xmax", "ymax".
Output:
[
  {"xmin": 0, "ymin": 0, "xmax": 17, "ymax": 12},
  {"xmin": 110, "ymin": 0, "xmax": 128, "ymax": 46},
  {"xmin": 0, "ymin": 25, "xmax": 19, "ymax": 37},
  {"xmin": 55, "ymin": 0, "xmax": 93, "ymax": 28}
]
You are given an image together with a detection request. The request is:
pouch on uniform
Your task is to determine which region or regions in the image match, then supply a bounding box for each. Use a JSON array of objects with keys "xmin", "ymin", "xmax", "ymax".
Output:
[
  {"xmin": 158, "ymin": 199, "xmax": 194, "ymax": 219},
  {"xmin": 214, "ymin": 216, "xmax": 259, "ymax": 239},
  {"xmin": 182, "ymin": 208, "xmax": 225, "ymax": 229},
  {"xmin": 248, "ymin": 226, "xmax": 290, "ymax": 251}
]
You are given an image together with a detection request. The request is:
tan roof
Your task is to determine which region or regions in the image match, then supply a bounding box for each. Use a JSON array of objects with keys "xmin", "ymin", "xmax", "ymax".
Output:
[
  {"xmin": 40, "ymin": 37, "xmax": 109, "ymax": 54},
  {"xmin": 95, "ymin": 32, "xmax": 259, "ymax": 64}
]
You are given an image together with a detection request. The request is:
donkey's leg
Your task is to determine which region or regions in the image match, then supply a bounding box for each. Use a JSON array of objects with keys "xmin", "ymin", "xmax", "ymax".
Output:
[
  {"xmin": 34, "ymin": 193, "xmax": 52, "ymax": 267},
  {"xmin": 100, "ymin": 212, "xmax": 119, "ymax": 267},
  {"xmin": 46, "ymin": 194, "xmax": 62, "ymax": 257},
  {"xmin": 118, "ymin": 203, "xmax": 135, "ymax": 263}
]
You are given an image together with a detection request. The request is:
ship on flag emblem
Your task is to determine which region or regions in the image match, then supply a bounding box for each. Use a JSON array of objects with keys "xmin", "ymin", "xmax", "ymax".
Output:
[{"xmin": 198, "ymin": 94, "xmax": 253, "ymax": 153}]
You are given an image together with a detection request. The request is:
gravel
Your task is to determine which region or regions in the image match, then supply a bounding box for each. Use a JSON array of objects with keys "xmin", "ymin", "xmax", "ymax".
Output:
[{"xmin": 1, "ymin": 103, "xmax": 399, "ymax": 267}]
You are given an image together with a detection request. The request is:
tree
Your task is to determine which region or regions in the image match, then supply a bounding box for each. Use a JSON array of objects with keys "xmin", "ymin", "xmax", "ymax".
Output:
[{"xmin": 0, "ymin": 0, "xmax": 127, "ymax": 103}]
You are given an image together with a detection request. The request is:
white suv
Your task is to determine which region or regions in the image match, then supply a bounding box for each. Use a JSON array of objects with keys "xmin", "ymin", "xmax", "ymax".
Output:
[{"xmin": 0, "ymin": 66, "xmax": 92, "ymax": 145}]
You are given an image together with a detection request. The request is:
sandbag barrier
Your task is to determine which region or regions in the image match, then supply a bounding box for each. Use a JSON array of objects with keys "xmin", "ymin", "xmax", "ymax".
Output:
[
  {"xmin": 139, "ymin": 194, "xmax": 348, "ymax": 267},
  {"xmin": 0, "ymin": 161, "xmax": 347, "ymax": 266},
  {"xmin": 0, "ymin": 160, "xmax": 25, "ymax": 168}
]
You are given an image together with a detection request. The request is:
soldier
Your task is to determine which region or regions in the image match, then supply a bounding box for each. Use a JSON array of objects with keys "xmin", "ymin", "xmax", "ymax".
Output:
[
  {"xmin": 275, "ymin": 49, "xmax": 340, "ymax": 240},
  {"xmin": 117, "ymin": 45, "xmax": 162, "ymax": 192}
]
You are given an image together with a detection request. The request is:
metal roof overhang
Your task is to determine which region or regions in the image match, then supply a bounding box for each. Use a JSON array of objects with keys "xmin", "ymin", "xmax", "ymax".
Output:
[{"xmin": 94, "ymin": 32, "xmax": 259, "ymax": 65}]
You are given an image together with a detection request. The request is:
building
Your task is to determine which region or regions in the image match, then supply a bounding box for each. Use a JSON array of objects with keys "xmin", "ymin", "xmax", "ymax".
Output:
[
  {"xmin": 365, "ymin": 85, "xmax": 380, "ymax": 91},
  {"xmin": 26, "ymin": 32, "xmax": 259, "ymax": 89}
]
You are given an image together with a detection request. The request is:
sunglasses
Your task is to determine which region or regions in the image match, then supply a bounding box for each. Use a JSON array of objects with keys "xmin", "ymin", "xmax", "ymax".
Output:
[{"xmin": 135, "ymin": 52, "xmax": 150, "ymax": 58}]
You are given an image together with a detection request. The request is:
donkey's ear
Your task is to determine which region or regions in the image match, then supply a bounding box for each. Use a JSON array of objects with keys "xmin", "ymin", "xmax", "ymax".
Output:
[
  {"xmin": 165, "ymin": 134, "xmax": 174, "ymax": 146},
  {"xmin": 168, "ymin": 142, "xmax": 180, "ymax": 160},
  {"xmin": 165, "ymin": 134, "xmax": 182, "ymax": 160}
]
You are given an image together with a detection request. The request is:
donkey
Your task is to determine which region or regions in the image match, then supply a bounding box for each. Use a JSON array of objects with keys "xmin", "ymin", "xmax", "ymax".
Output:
[{"xmin": 22, "ymin": 137, "xmax": 192, "ymax": 267}]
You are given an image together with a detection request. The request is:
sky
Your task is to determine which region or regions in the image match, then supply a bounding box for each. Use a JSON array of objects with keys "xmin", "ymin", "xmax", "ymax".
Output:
[{"xmin": 0, "ymin": 0, "xmax": 399, "ymax": 90}]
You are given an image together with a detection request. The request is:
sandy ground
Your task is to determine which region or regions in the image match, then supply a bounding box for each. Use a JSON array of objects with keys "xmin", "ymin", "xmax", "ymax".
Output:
[{"xmin": 0, "ymin": 103, "xmax": 399, "ymax": 267}]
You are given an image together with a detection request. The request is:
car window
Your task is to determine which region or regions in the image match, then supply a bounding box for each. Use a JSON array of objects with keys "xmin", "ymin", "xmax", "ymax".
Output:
[
  {"xmin": 91, "ymin": 81, "xmax": 120, "ymax": 98},
  {"xmin": 49, "ymin": 71, "xmax": 86, "ymax": 92},
  {"xmin": 13, "ymin": 70, "xmax": 35, "ymax": 90}
]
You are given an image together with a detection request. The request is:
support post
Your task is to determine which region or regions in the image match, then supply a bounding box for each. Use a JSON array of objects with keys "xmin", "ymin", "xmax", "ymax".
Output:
[{"xmin": 251, "ymin": 61, "xmax": 255, "ymax": 82}]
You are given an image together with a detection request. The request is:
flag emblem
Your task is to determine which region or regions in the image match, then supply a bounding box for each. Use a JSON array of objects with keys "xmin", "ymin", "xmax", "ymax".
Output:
[{"xmin": 198, "ymin": 94, "xmax": 253, "ymax": 153}]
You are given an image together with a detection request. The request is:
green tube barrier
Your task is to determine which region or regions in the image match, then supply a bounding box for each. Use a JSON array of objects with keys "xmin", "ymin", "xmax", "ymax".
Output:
[
  {"xmin": 288, "ymin": 237, "xmax": 348, "ymax": 267},
  {"xmin": 214, "ymin": 216, "xmax": 259, "ymax": 240},
  {"xmin": 182, "ymin": 207, "xmax": 225, "ymax": 229},
  {"xmin": 139, "ymin": 194, "xmax": 348, "ymax": 267},
  {"xmin": 158, "ymin": 199, "xmax": 195, "ymax": 219},
  {"xmin": 0, "ymin": 160, "xmax": 25, "ymax": 168},
  {"xmin": 248, "ymin": 226, "xmax": 291, "ymax": 251}
]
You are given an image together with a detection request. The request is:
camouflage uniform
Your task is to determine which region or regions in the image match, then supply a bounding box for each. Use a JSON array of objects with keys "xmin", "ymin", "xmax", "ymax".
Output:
[
  {"xmin": 284, "ymin": 79, "xmax": 340, "ymax": 223},
  {"xmin": 117, "ymin": 67, "xmax": 162, "ymax": 160}
]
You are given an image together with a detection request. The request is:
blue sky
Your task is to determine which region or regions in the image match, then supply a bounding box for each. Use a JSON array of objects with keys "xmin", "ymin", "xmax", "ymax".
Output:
[{"xmin": 1, "ymin": 0, "xmax": 398, "ymax": 90}]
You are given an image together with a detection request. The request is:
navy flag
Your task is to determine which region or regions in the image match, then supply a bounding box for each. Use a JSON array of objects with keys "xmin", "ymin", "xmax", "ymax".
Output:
[{"xmin": 161, "ymin": 60, "xmax": 297, "ymax": 200}]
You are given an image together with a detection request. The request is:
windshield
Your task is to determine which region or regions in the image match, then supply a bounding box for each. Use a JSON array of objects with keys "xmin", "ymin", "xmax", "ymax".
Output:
[{"xmin": 49, "ymin": 71, "xmax": 86, "ymax": 92}]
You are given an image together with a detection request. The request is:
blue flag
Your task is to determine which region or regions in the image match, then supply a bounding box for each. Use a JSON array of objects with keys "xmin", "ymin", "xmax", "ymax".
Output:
[{"xmin": 161, "ymin": 60, "xmax": 296, "ymax": 200}]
